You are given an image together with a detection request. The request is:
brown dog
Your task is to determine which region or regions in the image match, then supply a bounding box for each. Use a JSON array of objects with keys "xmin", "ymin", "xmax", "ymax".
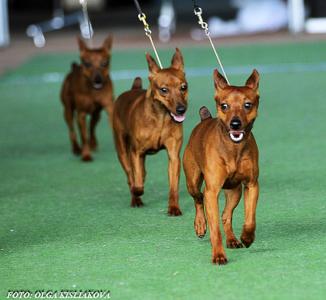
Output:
[
  {"xmin": 60, "ymin": 36, "xmax": 114, "ymax": 161},
  {"xmin": 183, "ymin": 69, "xmax": 260, "ymax": 264},
  {"xmin": 112, "ymin": 49, "xmax": 188, "ymax": 215}
]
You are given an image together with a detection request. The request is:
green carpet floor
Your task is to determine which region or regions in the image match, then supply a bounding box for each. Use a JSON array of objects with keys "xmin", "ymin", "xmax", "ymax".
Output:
[{"xmin": 1, "ymin": 40, "xmax": 326, "ymax": 300}]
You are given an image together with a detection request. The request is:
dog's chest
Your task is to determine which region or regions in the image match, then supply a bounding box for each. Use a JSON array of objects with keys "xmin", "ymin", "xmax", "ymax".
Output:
[
  {"xmin": 137, "ymin": 116, "xmax": 174, "ymax": 154},
  {"xmin": 75, "ymin": 93, "xmax": 102, "ymax": 113},
  {"xmin": 223, "ymin": 158, "xmax": 251, "ymax": 189},
  {"xmin": 140, "ymin": 127, "xmax": 165, "ymax": 154}
]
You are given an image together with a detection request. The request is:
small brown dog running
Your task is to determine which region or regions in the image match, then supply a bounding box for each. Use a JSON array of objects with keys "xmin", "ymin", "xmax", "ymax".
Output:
[
  {"xmin": 61, "ymin": 36, "xmax": 114, "ymax": 161},
  {"xmin": 183, "ymin": 69, "xmax": 260, "ymax": 265},
  {"xmin": 112, "ymin": 49, "xmax": 188, "ymax": 215}
]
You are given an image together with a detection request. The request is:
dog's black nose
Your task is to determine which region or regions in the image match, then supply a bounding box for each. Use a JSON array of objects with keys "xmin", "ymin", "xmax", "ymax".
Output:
[
  {"xmin": 230, "ymin": 118, "xmax": 242, "ymax": 130},
  {"xmin": 94, "ymin": 74, "xmax": 103, "ymax": 84},
  {"xmin": 176, "ymin": 105, "xmax": 186, "ymax": 115}
]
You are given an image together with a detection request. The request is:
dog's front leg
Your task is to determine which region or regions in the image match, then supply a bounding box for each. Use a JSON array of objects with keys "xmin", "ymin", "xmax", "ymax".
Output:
[
  {"xmin": 165, "ymin": 139, "xmax": 182, "ymax": 216},
  {"xmin": 223, "ymin": 186, "xmax": 244, "ymax": 248},
  {"xmin": 241, "ymin": 181, "xmax": 259, "ymax": 247},
  {"xmin": 103, "ymin": 90, "xmax": 114, "ymax": 127},
  {"xmin": 63, "ymin": 106, "xmax": 81, "ymax": 155},
  {"xmin": 130, "ymin": 150, "xmax": 145, "ymax": 207},
  {"xmin": 204, "ymin": 170, "xmax": 227, "ymax": 265},
  {"xmin": 77, "ymin": 111, "xmax": 92, "ymax": 161},
  {"xmin": 89, "ymin": 109, "xmax": 101, "ymax": 151}
]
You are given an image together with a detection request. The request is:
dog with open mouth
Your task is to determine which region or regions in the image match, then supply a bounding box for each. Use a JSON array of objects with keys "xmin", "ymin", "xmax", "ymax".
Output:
[
  {"xmin": 183, "ymin": 69, "xmax": 260, "ymax": 265},
  {"xmin": 112, "ymin": 48, "xmax": 188, "ymax": 215},
  {"xmin": 60, "ymin": 36, "xmax": 114, "ymax": 161}
]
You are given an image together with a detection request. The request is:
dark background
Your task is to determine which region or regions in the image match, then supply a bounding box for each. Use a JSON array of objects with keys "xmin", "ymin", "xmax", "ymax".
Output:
[{"xmin": 8, "ymin": 0, "xmax": 326, "ymax": 32}]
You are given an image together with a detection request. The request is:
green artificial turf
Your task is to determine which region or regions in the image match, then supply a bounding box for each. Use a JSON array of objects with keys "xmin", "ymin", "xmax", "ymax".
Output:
[{"xmin": 1, "ymin": 40, "xmax": 326, "ymax": 300}]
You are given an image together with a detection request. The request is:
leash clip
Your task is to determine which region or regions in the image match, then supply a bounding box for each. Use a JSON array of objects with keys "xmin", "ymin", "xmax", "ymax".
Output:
[
  {"xmin": 138, "ymin": 13, "xmax": 152, "ymax": 36},
  {"xmin": 79, "ymin": 0, "xmax": 93, "ymax": 42},
  {"xmin": 192, "ymin": 4, "xmax": 229, "ymax": 84},
  {"xmin": 194, "ymin": 6, "xmax": 202, "ymax": 16},
  {"xmin": 134, "ymin": 1, "xmax": 163, "ymax": 69},
  {"xmin": 194, "ymin": 6, "xmax": 209, "ymax": 35}
]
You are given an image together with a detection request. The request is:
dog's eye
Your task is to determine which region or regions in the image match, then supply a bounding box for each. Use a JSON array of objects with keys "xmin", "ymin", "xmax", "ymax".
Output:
[
  {"xmin": 101, "ymin": 60, "xmax": 108, "ymax": 68},
  {"xmin": 221, "ymin": 103, "xmax": 229, "ymax": 111},
  {"xmin": 180, "ymin": 83, "xmax": 187, "ymax": 91},
  {"xmin": 244, "ymin": 102, "xmax": 253, "ymax": 110},
  {"xmin": 160, "ymin": 87, "xmax": 169, "ymax": 94},
  {"xmin": 83, "ymin": 61, "xmax": 92, "ymax": 68}
]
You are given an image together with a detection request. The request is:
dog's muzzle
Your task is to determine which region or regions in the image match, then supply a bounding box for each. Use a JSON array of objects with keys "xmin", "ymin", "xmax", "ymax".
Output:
[
  {"xmin": 92, "ymin": 74, "xmax": 104, "ymax": 90},
  {"xmin": 229, "ymin": 130, "xmax": 245, "ymax": 143},
  {"xmin": 170, "ymin": 104, "xmax": 187, "ymax": 123},
  {"xmin": 229, "ymin": 117, "xmax": 244, "ymax": 142}
]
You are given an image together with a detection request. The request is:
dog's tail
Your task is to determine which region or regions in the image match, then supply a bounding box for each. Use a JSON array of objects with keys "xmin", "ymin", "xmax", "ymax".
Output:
[
  {"xmin": 199, "ymin": 106, "xmax": 212, "ymax": 121},
  {"xmin": 131, "ymin": 77, "xmax": 142, "ymax": 90}
]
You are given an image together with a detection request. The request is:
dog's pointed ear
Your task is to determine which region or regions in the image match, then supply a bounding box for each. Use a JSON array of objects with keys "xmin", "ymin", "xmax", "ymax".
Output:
[
  {"xmin": 146, "ymin": 52, "xmax": 160, "ymax": 75},
  {"xmin": 102, "ymin": 35, "xmax": 113, "ymax": 54},
  {"xmin": 213, "ymin": 69, "xmax": 228, "ymax": 91},
  {"xmin": 246, "ymin": 69, "xmax": 260, "ymax": 90},
  {"xmin": 77, "ymin": 36, "xmax": 88, "ymax": 53},
  {"xmin": 171, "ymin": 48, "xmax": 184, "ymax": 71}
]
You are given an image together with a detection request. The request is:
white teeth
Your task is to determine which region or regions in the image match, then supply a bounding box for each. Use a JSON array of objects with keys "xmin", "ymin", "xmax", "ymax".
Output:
[
  {"xmin": 170, "ymin": 112, "xmax": 186, "ymax": 123},
  {"xmin": 230, "ymin": 132, "xmax": 244, "ymax": 142},
  {"xmin": 93, "ymin": 83, "xmax": 103, "ymax": 89}
]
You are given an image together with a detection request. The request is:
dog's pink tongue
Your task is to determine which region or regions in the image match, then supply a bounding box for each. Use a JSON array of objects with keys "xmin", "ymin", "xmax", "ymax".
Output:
[{"xmin": 171, "ymin": 113, "xmax": 186, "ymax": 123}]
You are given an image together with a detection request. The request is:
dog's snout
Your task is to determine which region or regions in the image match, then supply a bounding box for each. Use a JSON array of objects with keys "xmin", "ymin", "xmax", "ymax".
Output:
[
  {"xmin": 176, "ymin": 104, "xmax": 187, "ymax": 115},
  {"xmin": 94, "ymin": 73, "xmax": 103, "ymax": 84},
  {"xmin": 230, "ymin": 118, "xmax": 242, "ymax": 130}
]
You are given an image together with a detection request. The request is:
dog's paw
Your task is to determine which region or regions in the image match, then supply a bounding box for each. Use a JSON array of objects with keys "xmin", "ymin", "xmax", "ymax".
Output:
[
  {"xmin": 240, "ymin": 225, "xmax": 255, "ymax": 248},
  {"xmin": 131, "ymin": 186, "xmax": 144, "ymax": 197},
  {"xmin": 240, "ymin": 235, "xmax": 255, "ymax": 248},
  {"xmin": 82, "ymin": 154, "xmax": 93, "ymax": 162},
  {"xmin": 194, "ymin": 217, "xmax": 206, "ymax": 238},
  {"xmin": 212, "ymin": 253, "xmax": 228, "ymax": 265},
  {"xmin": 168, "ymin": 206, "xmax": 182, "ymax": 216},
  {"xmin": 240, "ymin": 232, "xmax": 255, "ymax": 248},
  {"xmin": 72, "ymin": 144, "xmax": 82, "ymax": 156},
  {"xmin": 131, "ymin": 197, "xmax": 144, "ymax": 207},
  {"xmin": 227, "ymin": 238, "xmax": 244, "ymax": 249}
]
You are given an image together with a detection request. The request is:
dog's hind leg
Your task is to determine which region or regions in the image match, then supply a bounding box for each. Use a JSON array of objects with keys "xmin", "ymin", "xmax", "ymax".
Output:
[
  {"xmin": 183, "ymin": 147, "xmax": 206, "ymax": 237},
  {"xmin": 223, "ymin": 186, "xmax": 244, "ymax": 248},
  {"xmin": 77, "ymin": 111, "xmax": 92, "ymax": 161},
  {"xmin": 89, "ymin": 108, "xmax": 101, "ymax": 151},
  {"xmin": 64, "ymin": 105, "xmax": 81, "ymax": 155}
]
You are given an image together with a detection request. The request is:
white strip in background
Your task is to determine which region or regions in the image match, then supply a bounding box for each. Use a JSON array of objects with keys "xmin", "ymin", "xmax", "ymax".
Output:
[{"xmin": 2, "ymin": 62, "xmax": 326, "ymax": 86}]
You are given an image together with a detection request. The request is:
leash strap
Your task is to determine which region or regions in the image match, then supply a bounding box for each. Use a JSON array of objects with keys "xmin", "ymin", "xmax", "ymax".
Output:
[
  {"xmin": 79, "ymin": 0, "xmax": 93, "ymax": 44},
  {"xmin": 192, "ymin": 1, "xmax": 230, "ymax": 84},
  {"xmin": 133, "ymin": 0, "xmax": 163, "ymax": 69}
]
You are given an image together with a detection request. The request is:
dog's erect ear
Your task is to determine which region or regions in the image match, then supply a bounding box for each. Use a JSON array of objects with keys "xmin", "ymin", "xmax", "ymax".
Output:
[
  {"xmin": 102, "ymin": 35, "xmax": 113, "ymax": 54},
  {"xmin": 146, "ymin": 53, "xmax": 160, "ymax": 75},
  {"xmin": 246, "ymin": 69, "xmax": 260, "ymax": 90},
  {"xmin": 213, "ymin": 69, "xmax": 228, "ymax": 90},
  {"xmin": 171, "ymin": 48, "xmax": 184, "ymax": 71},
  {"xmin": 77, "ymin": 36, "xmax": 88, "ymax": 53}
]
